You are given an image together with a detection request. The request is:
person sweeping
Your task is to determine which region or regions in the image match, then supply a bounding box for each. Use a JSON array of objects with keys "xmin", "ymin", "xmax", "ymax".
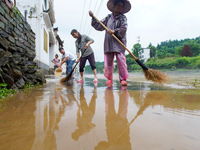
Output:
[
  {"xmin": 71, "ymin": 29, "xmax": 98, "ymax": 84},
  {"xmin": 89, "ymin": 0, "xmax": 131, "ymax": 86},
  {"xmin": 89, "ymin": 0, "xmax": 168, "ymax": 85},
  {"xmin": 58, "ymin": 47, "xmax": 76, "ymax": 77}
]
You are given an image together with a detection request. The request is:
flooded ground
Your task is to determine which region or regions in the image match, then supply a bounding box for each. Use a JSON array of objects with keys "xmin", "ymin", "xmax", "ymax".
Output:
[{"xmin": 0, "ymin": 72, "xmax": 200, "ymax": 150}]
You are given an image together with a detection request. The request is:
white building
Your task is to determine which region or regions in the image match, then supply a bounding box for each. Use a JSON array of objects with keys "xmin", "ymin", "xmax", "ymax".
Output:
[
  {"xmin": 138, "ymin": 48, "xmax": 150, "ymax": 63},
  {"xmin": 16, "ymin": 0, "xmax": 62, "ymax": 73}
]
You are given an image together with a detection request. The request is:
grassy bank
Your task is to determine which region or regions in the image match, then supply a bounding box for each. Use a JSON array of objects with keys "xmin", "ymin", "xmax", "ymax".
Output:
[{"xmin": 144, "ymin": 56, "xmax": 200, "ymax": 70}]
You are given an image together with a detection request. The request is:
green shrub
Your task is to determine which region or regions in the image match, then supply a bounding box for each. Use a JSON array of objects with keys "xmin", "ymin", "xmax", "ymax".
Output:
[
  {"xmin": 193, "ymin": 58, "xmax": 200, "ymax": 69},
  {"xmin": 171, "ymin": 66, "xmax": 176, "ymax": 71},
  {"xmin": 131, "ymin": 64, "xmax": 142, "ymax": 70},
  {"xmin": 144, "ymin": 56, "xmax": 200, "ymax": 69},
  {"xmin": 0, "ymin": 83, "xmax": 15, "ymax": 99},
  {"xmin": 175, "ymin": 57, "xmax": 190, "ymax": 68}
]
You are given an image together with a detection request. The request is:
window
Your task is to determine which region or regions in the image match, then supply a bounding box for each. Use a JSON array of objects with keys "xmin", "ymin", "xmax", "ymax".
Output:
[{"xmin": 43, "ymin": 29, "xmax": 48, "ymax": 53}]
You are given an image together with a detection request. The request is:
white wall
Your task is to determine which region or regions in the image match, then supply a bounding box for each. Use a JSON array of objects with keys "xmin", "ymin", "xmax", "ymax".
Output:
[
  {"xmin": 139, "ymin": 48, "xmax": 150, "ymax": 62},
  {"xmin": 17, "ymin": 0, "xmax": 56, "ymax": 71}
]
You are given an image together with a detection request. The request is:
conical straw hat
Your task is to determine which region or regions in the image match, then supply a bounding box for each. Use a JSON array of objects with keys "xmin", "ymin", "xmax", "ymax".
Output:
[{"xmin": 107, "ymin": 0, "xmax": 131, "ymax": 14}]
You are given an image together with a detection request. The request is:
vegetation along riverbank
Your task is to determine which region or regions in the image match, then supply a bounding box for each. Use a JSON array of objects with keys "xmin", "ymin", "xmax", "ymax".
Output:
[{"xmin": 85, "ymin": 36, "xmax": 200, "ymax": 73}]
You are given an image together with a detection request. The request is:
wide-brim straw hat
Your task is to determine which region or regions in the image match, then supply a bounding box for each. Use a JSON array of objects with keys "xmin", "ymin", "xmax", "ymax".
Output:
[
  {"xmin": 107, "ymin": 0, "xmax": 131, "ymax": 14},
  {"xmin": 54, "ymin": 68, "xmax": 62, "ymax": 77}
]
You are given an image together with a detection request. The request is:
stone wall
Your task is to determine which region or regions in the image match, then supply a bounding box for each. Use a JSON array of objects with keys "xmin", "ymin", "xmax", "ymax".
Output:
[{"xmin": 0, "ymin": 0, "xmax": 45, "ymax": 89}]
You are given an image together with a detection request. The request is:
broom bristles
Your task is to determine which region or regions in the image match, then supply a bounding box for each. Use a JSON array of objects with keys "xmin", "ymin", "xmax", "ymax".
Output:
[
  {"xmin": 59, "ymin": 73, "xmax": 73, "ymax": 84},
  {"xmin": 66, "ymin": 75, "xmax": 72, "ymax": 81},
  {"xmin": 60, "ymin": 76, "xmax": 67, "ymax": 84},
  {"xmin": 143, "ymin": 69, "xmax": 168, "ymax": 85}
]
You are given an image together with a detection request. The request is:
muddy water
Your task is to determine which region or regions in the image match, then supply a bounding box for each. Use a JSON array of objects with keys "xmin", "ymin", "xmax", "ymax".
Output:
[{"xmin": 0, "ymin": 75, "xmax": 200, "ymax": 150}]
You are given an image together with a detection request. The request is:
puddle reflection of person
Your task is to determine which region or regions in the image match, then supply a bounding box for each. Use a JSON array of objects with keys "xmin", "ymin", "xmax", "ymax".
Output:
[
  {"xmin": 65, "ymin": 83, "xmax": 77, "ymax": 105},
  {"xmin": 72, "ymin": 85, "xmax": 97, "ymax": 141},
  {"xmin": 95, "ymin": 87, "xmax": 131, "ymax": 150},
  {"xmin": 31, "ymin": 84, "xmax": 76, "ymax": 149},
  {"xmin": 53, "ymin": 84, "xmax": 76, "ymax": 130}
]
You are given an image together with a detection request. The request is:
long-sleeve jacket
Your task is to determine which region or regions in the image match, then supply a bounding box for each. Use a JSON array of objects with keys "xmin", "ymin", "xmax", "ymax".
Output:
[{"xmin": 91, "ymin": 13, "xmax": 127, "ymax": 54}]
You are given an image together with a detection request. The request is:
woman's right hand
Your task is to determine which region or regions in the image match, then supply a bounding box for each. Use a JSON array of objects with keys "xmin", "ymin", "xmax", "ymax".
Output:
[
  {"xmin": 76, "ymin": 58, "xmax": 80, "ymax": 63},
  {"xmin": 107, "ymin": 29, "xmax": 115, "ymax": 35},
  {"xmin": 89, "ymin": 10, "xmax": 93, "ymax": 17}
]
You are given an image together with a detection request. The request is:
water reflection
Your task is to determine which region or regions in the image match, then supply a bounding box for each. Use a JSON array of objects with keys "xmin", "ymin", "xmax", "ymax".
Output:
[
  {"xmin": 31, "ymin": 83, "xmax": 64, "ymax": 150},
  {"xmin": 129, "ymin": 89, "xmax": 200, "ymax": 115},
  {"xmin": 95, "ymin": 87, "xmax": 131, "ymax": 150},
  {"xmin": 72, "ymin": 84, "xmax": 97, "ymax": 141},
  {"xmin": 31, "ymin": 82, "xmax": 77, "ymax": 149},
  {"xmin": 0, "ymin": 78, "xmax": 200, "ymax": 150}
]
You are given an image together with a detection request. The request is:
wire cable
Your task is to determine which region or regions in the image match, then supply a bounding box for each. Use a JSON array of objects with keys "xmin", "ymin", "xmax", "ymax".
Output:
[
  {"xmin": 86, "ymin": 0, "xmax": 99, "ymax": 35},
  {"xmin": 82, "ymin": 0, "xmax": 93, "ymax": 34},
  {"xmin": 96, "ymin": 0, "xmax": 104, "ymax": 17},
  {"xmin": 87, "ymin": 0, "xmax": 104, "ymax": 36},
  {"xmin": 80, "ymin": 0, "xmax": 86, "ymax": 32}
]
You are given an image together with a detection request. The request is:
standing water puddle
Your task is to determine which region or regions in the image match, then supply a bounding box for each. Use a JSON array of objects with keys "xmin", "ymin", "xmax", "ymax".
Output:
[{"xmin": 0, "ymin": 76, "xmax": 200, "ymax": 150}]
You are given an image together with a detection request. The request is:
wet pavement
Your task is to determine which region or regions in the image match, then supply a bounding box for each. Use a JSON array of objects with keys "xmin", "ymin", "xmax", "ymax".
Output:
[{"xmin": 0, "ymin": 74, "xmax": 200, "ymax": 150}]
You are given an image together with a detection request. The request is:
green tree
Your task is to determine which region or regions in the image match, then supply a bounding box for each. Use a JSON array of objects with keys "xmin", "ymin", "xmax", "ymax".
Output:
[
  {"xmin": 125, "ymin": 57, "xmax": 136, "ymax": 71},
  {"xmin": 174, "ymin": 46, "xmax": 183, "ymax": 56},
  {"xmin": 157, "ymin": 49, "xmax": 168, "ymax": 59},
  {"xmin": 188, "ymin": 43, "xmax": 200, "ymax": 56},
  {"xmin": 148, "ymin": 43, "xmax": 157, "ymax": 58},
  {"xmin": 132, "ymin": 43, "xmax": 142, "ymax": 58}
]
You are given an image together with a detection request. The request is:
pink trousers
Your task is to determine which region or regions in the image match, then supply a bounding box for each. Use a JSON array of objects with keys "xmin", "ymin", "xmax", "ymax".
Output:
[{"xmin": 103, "ymin": 53, "xmax": 129, "ymax": 81}]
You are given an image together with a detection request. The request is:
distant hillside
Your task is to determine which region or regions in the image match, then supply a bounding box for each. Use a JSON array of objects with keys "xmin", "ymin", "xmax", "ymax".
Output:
[{"xmin": 156, "ymin": 36, "xmax": 200, "ymax": 56}]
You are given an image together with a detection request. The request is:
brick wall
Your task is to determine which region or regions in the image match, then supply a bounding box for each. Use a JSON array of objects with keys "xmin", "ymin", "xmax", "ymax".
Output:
[{"xmin": 0, "ymin": 0, "xmax": 45, "ymax": 89}]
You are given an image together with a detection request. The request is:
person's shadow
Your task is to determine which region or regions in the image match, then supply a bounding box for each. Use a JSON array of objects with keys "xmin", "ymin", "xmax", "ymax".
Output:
[
  {"xmin": 95, "ymin": 87, "xmax": 131, "ymax": 150},
  {"xmin": 71, "ymin": 84, "xmax": 97, "ymax": 141}
]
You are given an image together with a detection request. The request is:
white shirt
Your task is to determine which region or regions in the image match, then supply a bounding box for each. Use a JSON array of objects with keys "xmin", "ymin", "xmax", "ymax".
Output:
[{"xmin": 62, "ymin": 51, "xmax": 76, "ymax": 61}]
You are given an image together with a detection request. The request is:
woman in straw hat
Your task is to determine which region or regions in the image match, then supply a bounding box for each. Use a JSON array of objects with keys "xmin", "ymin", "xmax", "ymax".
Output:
[{"xmin": 89, "ymin": 0, "xmax": 131, "ymax": 86}]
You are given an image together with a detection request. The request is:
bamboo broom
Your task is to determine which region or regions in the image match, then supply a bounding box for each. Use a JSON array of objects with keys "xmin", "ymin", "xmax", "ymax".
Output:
[{"xmin": 91, "ymin": 14, "xmax": 168, "ymax": 85}]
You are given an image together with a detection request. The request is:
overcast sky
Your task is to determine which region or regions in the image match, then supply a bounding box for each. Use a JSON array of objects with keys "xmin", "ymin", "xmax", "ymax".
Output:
[{"xmin": 54, "ymin": 0, "xmax": 200, "ymax": 62}]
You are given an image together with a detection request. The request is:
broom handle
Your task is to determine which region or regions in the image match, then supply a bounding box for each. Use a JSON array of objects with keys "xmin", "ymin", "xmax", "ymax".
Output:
[
  {"xmin": 92, "ymin": 15, "xmax": 138, "ymax": 61},
  {"xmin": 74, "ymin": 48, "xmax": 87, "ymax": 68}
]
